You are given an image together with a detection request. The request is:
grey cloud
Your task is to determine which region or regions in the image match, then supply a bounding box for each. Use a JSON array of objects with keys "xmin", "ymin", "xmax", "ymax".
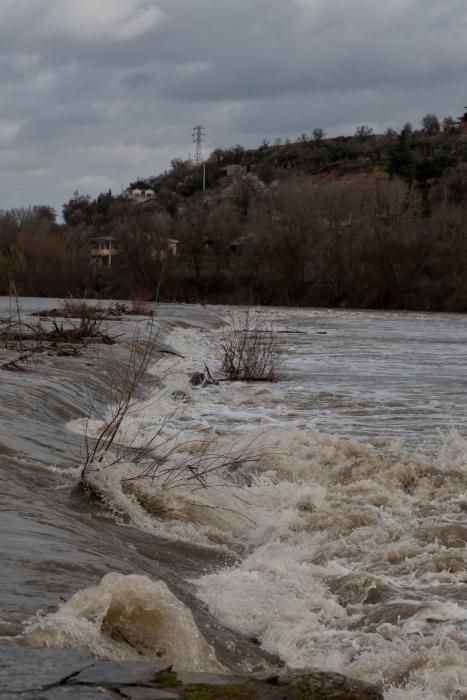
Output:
[
  {"xmin": 0, "ymin": 0, "xmax": 466, "ymax": 214},
  {"xmin": 17, "ymin": 104, "xmax": 103, "ymax": 143},
  {"xmin": 160, "ymin": 0, "xmax": 467, "ymax": 101}
]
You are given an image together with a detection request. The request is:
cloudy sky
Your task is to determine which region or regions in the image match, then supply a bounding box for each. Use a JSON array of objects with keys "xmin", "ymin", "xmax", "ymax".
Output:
[{"xmin": 0, "ymin": 0, "xmax": 466, "ymax": 214}]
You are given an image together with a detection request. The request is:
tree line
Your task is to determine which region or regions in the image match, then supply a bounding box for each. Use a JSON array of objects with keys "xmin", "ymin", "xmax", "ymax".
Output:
[{"xmin": 1, "ymin": 122, "xmax": 467, "ymax": 311}]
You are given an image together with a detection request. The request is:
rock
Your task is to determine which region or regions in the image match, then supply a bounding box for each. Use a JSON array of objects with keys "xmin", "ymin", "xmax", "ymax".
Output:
[
  {"xmin": 72, "ymin": 660, "xmax": 171, "ymax": 687},
  {"xmin": 11, "ymin": 687, "xmax": 119, "ymax": 699},
  {"xmin": 190, "ymin": 372, "xmax": 207, "ymax": 387},
  {"xmin": 0, "ymin": 648, "xmax": 95, "ymax": 694},
  {"xmin": 189, "ymin": 371, "xmax": 218, "ymax": 387}
]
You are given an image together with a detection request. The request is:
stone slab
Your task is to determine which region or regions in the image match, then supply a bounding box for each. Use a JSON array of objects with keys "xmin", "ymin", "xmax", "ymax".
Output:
[
  {"xmin": 0, "ymin": 648, "xmax": 384, "ymax": 700},
  {"xmin": 29, "ymin": 687, "xmax": 117, "ymax": 699},
  {"xmin": 72, "ymin": 660, "xmax": 170, "ymax": 688},
  {"xmin": 0, "ymin": 648, "xmax": 95, "ymax": 693}
]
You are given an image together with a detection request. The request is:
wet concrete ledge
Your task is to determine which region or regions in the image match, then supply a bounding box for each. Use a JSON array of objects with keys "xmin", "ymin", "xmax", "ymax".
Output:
[{"xmin": 0, "ymin": 648, "xmax": 383, "ymax": 699}]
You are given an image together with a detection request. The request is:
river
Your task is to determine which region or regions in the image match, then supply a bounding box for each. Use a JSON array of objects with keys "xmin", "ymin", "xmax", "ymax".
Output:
[{"xmin": 1, "ymin": 299, "xmax": 467, "ymax": 699}]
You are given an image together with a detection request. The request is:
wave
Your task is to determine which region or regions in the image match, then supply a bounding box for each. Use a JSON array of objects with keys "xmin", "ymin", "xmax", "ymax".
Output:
[{"xmin": 24, "ymin": 572, "xmax": 223, "ymax": 673}]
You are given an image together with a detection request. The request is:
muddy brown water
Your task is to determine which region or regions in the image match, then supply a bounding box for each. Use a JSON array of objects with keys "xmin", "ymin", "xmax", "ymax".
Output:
[{"xmin": 1, "ymin": 300, "xmax": 467, "ymax": 699}]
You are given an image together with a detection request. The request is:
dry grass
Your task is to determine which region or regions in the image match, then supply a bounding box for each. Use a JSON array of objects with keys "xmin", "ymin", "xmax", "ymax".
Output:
[
  {"xmin": 220, "ymin": 310, "xmax": 284, "ymax": 382},
  {"xmin": 61, "ymin": 299, "xmax": 93, "ymax": 318}
]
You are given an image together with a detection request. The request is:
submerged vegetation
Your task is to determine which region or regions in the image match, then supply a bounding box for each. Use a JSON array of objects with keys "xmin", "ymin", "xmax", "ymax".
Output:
[
  {"xmin": 220, "ymin": 310, "xmax": 283, "ymax": 382},
  {"xmin": 0, "ymin": 293, "xmax": 116, "ymax": 371}
]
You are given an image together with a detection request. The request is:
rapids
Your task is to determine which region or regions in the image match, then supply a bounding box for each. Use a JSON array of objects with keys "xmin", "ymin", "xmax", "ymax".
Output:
[{"xmin": 1, "ymin": 299, "xmax": 467, "ymax": 699}]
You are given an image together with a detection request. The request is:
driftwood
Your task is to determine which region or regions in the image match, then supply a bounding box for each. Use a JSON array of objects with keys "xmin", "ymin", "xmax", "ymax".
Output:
[
  {"xmin": 157, "ymin": 347, "xmax": 184, "ymax": 358},
  {"xmin": 242, "ymin": 328, "xmax": 306, "ymax": 335},
  {"xmin": 1, "ymin": 351, "xmax": 36, "ymax": 371},
  {"xmin": 0, "ymin": 344, "xmax": 85, "ymax": 371}
]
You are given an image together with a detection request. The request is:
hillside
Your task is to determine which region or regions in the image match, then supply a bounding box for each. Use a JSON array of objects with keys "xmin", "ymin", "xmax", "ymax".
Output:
[
  {"xmin": 133, "ymin": 126, "xmax": 467, "ymax": 200},
  {"xmin": 2, "ymin": 125, "xmax": 467, "ymax": 311}
]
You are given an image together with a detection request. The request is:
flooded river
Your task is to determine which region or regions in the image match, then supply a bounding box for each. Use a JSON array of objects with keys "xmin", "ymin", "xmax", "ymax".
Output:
[{"xmin": 1, "ymin": 299, "xmax": 467, "ymax": 698}]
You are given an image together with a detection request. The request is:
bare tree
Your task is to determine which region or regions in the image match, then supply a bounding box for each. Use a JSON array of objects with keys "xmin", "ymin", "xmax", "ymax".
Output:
[
  {"xmin": 421, "ymin": 113, "xmax": 441, "ymax": 135},
  {"xmin": 355, "ymin": 125, "xmax": 374, "ymax": 139},
  {"xmin": 113, "ymin": 204, "xmax": 173, "ymax": 298},
  {"xmin": 8, "ymin": 215, "xmax": 92, "ymax": 297},
  {"xmin": 442, "ymin": 115, "xmax": 457, "ymax": 133},
  {"xmin": 205, "ymin": 201, "xmax": 241, "ymax": 278},
  {"xmin": 312, "ymin": 127, "xmax": 326, "ymax": 142},
  {"xmin": 176, "ymin": 196, "xmax": 210, "ymax": 297}
]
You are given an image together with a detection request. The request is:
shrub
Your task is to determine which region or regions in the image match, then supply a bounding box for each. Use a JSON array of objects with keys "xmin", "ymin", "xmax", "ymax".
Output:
[
  {"xmin": 60, "ymin": 299, "xmax": 93, "ymax": 318},
  {"xmin": 220, "ymin": 310, "xmax": 284, "ymax": 382}
]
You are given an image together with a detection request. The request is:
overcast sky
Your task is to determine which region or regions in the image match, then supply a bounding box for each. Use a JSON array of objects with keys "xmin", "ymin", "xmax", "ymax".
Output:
[{"xmin": 0, "ymin": 0, "xmax": 466, "ymax": 214}]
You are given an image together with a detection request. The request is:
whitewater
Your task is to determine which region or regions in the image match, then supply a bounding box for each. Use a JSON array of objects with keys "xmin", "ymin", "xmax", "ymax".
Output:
[{"xmin": 2, "ymin": 301, "xmax": 467, "ymax": 699}]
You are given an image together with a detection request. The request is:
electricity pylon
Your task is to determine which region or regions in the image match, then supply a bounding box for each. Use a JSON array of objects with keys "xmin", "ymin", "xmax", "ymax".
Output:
[
  {"xmin": 192, "ymin": 125, "xmax": 205, "ymax": 166},
  {"xmin": 192, "ymin": 125, "xmax": 206, "ymax": 191}
]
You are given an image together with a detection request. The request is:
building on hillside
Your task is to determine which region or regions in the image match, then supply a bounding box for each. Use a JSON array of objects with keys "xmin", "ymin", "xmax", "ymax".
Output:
[
  {"xmin": 148, "ymin": 237, "xmax": 179, "ymax": 260},
  {"xmin": 459, "ymin": 108, "xmax": 467, "ymax": 132},
  {"xmin": 90, "ymin": 235, "xmax": 178, "ymax": 269},
  {"xmin": 123, "ymin": 188, "xmax": 155, "ymax": 202},
  {"xmin": 91, "ymin": 237, "xmax": 118, "ymax": 267},
  {"xmin": 166, "ymin": 238, "xmax": 179, "ymax": 256}
]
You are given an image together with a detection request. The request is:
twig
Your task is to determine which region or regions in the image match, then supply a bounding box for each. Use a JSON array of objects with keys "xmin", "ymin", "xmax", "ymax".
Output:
[{"xmin": 1, "ymin": 351, "xmax": 36, "ymax": 371}]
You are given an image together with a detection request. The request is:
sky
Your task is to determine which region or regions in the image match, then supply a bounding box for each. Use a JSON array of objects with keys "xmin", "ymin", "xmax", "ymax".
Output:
[{"xmin": 0, "ymin": 0, "xmax": 466, "ymax": 215}]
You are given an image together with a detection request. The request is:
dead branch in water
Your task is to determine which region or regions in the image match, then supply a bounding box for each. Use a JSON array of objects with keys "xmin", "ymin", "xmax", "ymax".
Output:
[
  {"xmin": 1, "ymin": 351, "xmax": 36, "ymax": 371},
  {"xmin": 0, "ymin": 290, "xmax": 117, "ymax": 371},
  {"xmin": 80, "ymin": 322, "xmax": 264, "ymax": 523},
  {"xmin": 81, "ymin": 321, "xmax": 160, "ymax": 492}
]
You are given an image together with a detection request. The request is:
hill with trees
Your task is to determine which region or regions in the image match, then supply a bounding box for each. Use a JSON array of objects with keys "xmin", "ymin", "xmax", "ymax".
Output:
[{"xmin": 2, "ymin": 113, "xmax": 467, "ymax": 311}]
